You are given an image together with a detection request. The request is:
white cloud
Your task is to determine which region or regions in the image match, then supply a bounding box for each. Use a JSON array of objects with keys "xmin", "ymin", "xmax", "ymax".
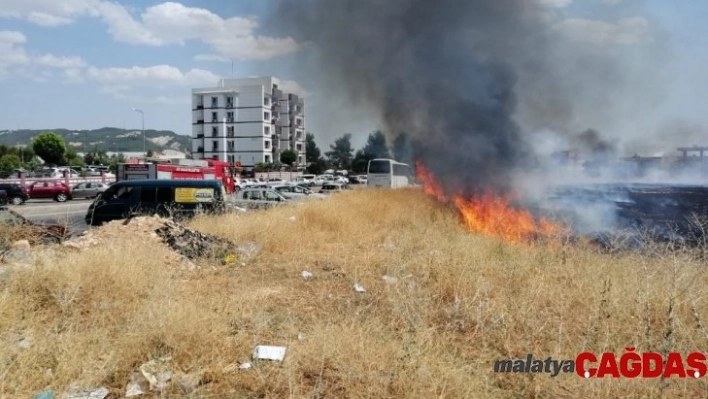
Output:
[
  {"xmin": 0, "ymin": 0, "xmax": 101, "ymax": 26},
  {"xmin": 0, "ymin": 30, "xmax": 90, "ymax": 81},
  {"xmin": 279, "ymin": 79, "xmax": 309, "ymax": 97},
  {"xmin": 553, "ymin": 17, "xmax": 652, "ymax": 46},
  {"xmin": 535, "ymin": 0, "xmax": 573, "ymax": 8},
  {"xmin": 35, "ymin": 54, "xmax": 87, "ymax": 68},
  {"xmin": 98, "ymin": 84, "xmax": 189, "ymax": 105},
  {"xmin": 0, "ymin": 0, "xmax": 300, "ymax": 60},
  {"xmin": 0, "ymin": 30, "xmax": 31, "ymax": 77},
  {"xmin": 194, "ymin": 54, "xmax": 230, "ymax": 63},
  {"xmin": 96, "ymin": 1, "xmax": 163, "ymax": 46},
  {"xmin": 87, "ymin": 64, "xmax": 220, "ymax": 87},
  {"xmin": 62, "ymin": 67, "xmax": 84, "ymax": 84}
]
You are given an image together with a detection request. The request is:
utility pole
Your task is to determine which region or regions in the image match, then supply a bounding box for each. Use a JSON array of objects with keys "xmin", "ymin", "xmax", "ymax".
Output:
[{"xmin": 132, "ymin": 108, "xmax": 145, "ymax": 155}]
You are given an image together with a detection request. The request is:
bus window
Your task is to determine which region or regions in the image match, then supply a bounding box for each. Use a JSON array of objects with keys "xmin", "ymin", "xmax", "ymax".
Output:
[
  {"xmin": 368, "ymin": 160, "xmax": 391, "ymax": 174},
  {"xmin": 393, "ymin": 164, "xmax": 411, "ymax": 176}
]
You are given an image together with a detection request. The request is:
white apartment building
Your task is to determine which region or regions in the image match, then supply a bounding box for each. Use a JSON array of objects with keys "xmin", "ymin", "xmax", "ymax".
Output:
[{"xmin": 191, "ymin": 76, "xmax": 306, "ymax": 169}]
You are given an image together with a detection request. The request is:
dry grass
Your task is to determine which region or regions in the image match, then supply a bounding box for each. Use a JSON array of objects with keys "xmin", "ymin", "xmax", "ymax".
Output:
[{"xmin": 2, "ymin": 188, "xmax": 708, "ymax": 397}]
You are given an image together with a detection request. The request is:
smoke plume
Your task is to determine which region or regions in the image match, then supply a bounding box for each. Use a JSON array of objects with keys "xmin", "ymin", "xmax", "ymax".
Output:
[{"xmin": 273, "ymin": 0, "xmax": 664, "ymax": 196}]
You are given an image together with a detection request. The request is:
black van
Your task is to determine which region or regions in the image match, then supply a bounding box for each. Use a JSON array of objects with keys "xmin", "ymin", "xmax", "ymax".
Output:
[{"xmin": 85, "ymin": 179, "xmax": 226, "ymax": 226}]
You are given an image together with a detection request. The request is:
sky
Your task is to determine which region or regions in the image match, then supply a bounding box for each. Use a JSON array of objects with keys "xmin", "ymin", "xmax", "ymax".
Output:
[{"xmin": 0, "ymin": 0, "xmax": 707, "ymax": 152}]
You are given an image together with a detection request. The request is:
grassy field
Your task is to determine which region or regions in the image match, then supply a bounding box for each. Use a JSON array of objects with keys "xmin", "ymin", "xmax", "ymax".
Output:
[{"xmin": 1, "ymin": 188, "xmax": 708, "ymax": 398}]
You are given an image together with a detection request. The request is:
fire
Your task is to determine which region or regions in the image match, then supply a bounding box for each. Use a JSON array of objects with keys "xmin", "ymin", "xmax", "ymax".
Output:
[{"xmin": 415, "ymin": 161, "xmax": 561, "ymax": 243}]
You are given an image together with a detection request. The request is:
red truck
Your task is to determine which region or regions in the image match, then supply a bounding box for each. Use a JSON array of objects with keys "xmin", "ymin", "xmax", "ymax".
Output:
[{"xmin": 116, "ymin": 159, "xmax": 236, "ymax": 193}]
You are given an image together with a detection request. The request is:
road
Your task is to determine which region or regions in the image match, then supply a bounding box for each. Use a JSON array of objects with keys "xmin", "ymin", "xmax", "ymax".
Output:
[
  {"xmin": 10, "ymin": 199, "xmax": 93, "ymax": 236},
  {"xmin": 7, "ymin": 183, "xmax": 369, "ymax": 237}
]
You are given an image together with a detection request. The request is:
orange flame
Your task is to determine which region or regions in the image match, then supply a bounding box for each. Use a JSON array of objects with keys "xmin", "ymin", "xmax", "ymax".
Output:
[{"xmin": 415, "ymin": 161, "xmax": 562, "ymax": 243}]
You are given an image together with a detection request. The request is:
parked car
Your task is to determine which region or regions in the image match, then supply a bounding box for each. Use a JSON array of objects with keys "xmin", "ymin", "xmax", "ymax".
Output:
[
  {"xmin": 0, "ymin": 183, "xmax": 30, "ymax": 205},
  {"xmin": 234, "ymin": 188, "xmax": 290, "ymax": 209},
  {"xmin": 294, "ymin": 175, "xmax": 316, "ymax": 187},
  {"xmin": 0, "ymin": 190, "xmax": 7, "ymax": 206},
  {"xmin": 321, "ymin": 182, "xmax": 352, "ymax": 194},
  {"xmin": 313, "ymin": 176, "xmax": 330, "ymax": 186},
  {"xmin": 27, "ymin": 180, "xmax": 72, "ymax": 202},
  {"xmin": 270, "ymin": 184, "xmax": 326, "ymax": 200},
  {"xmin": 86, "ymin": 179, "xmax": 226, "ymax": 226},
  {"xmin": 72, "ymin": 182, "xmax": 110, "ymax": 199},
  {"xmin": 0, "ymin": 206, "xmax": 70, "ymax": 244}
]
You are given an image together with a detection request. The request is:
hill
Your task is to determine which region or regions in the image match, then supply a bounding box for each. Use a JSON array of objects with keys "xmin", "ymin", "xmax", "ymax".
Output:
[
  {"xmin": 0, "ymin": 188, "xmax": 705, "ymax": 397},
  {"xmin": 0, "ymin": 127, "xmax": 191, "ymax": 154}
]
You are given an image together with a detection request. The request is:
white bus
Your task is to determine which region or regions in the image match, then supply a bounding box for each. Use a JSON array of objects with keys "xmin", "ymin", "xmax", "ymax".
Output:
[{"xmin": 367, "ymin": 158, "xmax": 414, "ymax": 188}]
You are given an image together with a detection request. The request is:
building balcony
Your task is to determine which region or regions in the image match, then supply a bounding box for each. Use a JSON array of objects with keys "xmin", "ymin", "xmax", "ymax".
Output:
[
  {"xmin": 194, "ymin": 105, "xmax": 204, "ymax": 110},
  {"xmin": 193, "ymin": 120, "xmax": 204, "ymax": 125},
  {"xmin": 196, "ymin": 133, "xmax": 204, "ymax": 138},
  {"xmin": 227, "ymin": 118, "xmax": 235, "ymax": 123},
  {"xmin": 197, "ymin": 147, "xmax": 204, "ymax": 152}
]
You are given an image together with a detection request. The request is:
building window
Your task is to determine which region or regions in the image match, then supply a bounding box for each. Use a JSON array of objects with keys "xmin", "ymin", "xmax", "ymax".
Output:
[
  {"xmin": 264, "ymin": 112, "xmax": 270, "ymax": 121},
  {"xmin": 264, "ymin": 97, "xmax": 270, "ymax": 106},
  {"xmin": 227, "ymin": 155, "xmax": 235, "ymax": 164},
  {"xmin": 296, "ymin": 144, "xmax": 302, "ymax": 151},
  {"xmin": 265, "ymin": 141, "xmax": 271, "ymax": 149},
  {"xmin": 211, "ymin": 112, "xmax": 218, "ymax": 122},
  {"xmin": 212, "ymin": 126, "xmax": 218, "ymax": 137},
  {"xmin": 264, "ymin": 126, "xmax": 270, "ymax": 135},
  {"xmin": 213, "ymin": 141, "xmax": 218, "ymax": 151},
  {"xmin": 226, "ymin": 97, "xmax": 233, "ymax": 108},
  {"xmin": 265, "ymin": 155, "xmax": 272, "ymax": 163},
  {"xmin": 227, "ymin": 141, "xmax": 235, "ymax": 151},
  {"xmin": 211, "ymin": 97, "xmax": 218, "ymax": 108},
  {"xmin": 227, "ymin": 126, "xmax": 235, "ymax": 137},
  {"xmin": 227, "ymin": 112, "xmax": 234, "ymax": 122}
]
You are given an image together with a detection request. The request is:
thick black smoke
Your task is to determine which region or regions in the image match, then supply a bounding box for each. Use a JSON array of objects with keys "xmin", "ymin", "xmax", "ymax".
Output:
[{"xmin": 273, "ymin": 0, "xmax": 552, "ymax": 195}]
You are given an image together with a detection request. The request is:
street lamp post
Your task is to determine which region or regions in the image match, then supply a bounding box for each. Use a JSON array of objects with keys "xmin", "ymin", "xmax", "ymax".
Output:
[{"xmin": 132, "ymin": 108, "xmax": 145, "ymax": 156}]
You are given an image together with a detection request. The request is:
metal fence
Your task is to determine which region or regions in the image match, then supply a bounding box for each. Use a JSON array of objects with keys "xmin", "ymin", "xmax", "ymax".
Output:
[{"xmin": 0, "ymin": 175, "xmax": 116, "ymax": 186}]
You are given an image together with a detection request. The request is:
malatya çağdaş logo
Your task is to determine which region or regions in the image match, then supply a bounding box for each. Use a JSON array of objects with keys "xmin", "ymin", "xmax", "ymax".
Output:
[{"xmin": 494, "ymin": 349, "xmax": 707, "ymax": 378}]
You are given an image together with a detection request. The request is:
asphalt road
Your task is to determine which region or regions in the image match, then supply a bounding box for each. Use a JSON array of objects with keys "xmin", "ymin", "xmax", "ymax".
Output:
[{"xmin": 10, "ymin": 199, "xmax": 93, "ymax": 236}]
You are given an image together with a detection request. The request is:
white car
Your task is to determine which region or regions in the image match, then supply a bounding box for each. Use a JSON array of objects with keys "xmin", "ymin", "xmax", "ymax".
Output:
[
  {"xmin": 321, "ymin": 182, "xmax": 352, "ymax": 194},
  {"xmin": 234, "ymin": 188, "xmax": 290, "ymax": 209},
  {"xmin": 294, "ymin": 175, "xmax": 316, "ymax": 187},
  {"xmin": 271, "ymin": 184, "xmax": 326, "ymax": 200}
]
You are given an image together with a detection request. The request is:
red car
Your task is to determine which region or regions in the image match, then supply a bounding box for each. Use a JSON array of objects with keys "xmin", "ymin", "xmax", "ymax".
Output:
[{"xmin": 27, "ymin": 180, "xmax": 72, "ymax": 202}]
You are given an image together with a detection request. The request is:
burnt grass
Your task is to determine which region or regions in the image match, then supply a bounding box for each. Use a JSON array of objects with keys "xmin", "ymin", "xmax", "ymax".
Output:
[{"xmin": 543, "ymin": 183, "xmax": 708, "ymax": 251}]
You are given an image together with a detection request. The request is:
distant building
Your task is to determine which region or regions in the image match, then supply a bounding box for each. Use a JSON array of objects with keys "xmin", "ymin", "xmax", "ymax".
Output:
[{"xmin": 190, "ymin": 76, "xmax": 306, "ymax": 169}]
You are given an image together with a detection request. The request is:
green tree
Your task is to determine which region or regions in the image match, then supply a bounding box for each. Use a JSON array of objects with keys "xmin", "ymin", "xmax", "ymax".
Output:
[
  {"xmin": 85, "ymin": 147, "xmax": 109, "ymax": 165},
  {"xmin": 305, "ymin": 132, "xmax": 321, "ymax": 164},
  {"xmin": 352, "ymin": 130, "xmax": 391, "ymax": 173},
  {"xmin": 32, "ymin": 131, "xmax": 66, "ymax": 165},
  {"xmin": 280, "ymin": 149, "xmax": 297, "ymax": 165},
  {"xmin": 352, "ymin": 150, "xmax": 368, "ymax": 173},
  {"xmin": 325, "ymin": 133, "xmax": 354, "ymax": 170},
  {"xmin": 254, "ymin": 162, "xmax": 275, "ymax": 172},
  {"xmin": 83, "ymin": 152, "xmax": 95, "ymax": 165},
  {"xmin": 0, "ymin": 154, "xmax": 21, "ymax": 177},
  {"xmin": 64, "ymin": 147, "xmax": 84, "ymax": 166},
  {"xmin": 362, "ymin": 130, "xmax": 390, "ymax": 159},
  {"xmin": 305, "ymin": 132, "xmax": 328, "ymax": 174},
  {"xmin": 108, "ymin": 153, "xmax": 126, "ymax": 172}
]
